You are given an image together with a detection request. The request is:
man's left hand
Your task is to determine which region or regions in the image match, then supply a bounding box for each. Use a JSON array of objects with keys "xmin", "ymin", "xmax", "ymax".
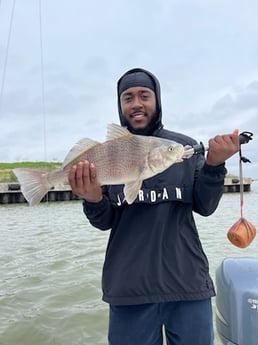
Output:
[{"xmin": 206, "ymin": 129, "xmax": 239, "ymax": 166}]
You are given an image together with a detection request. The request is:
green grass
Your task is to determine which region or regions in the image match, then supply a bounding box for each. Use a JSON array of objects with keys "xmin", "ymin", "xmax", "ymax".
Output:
[{"xmin": 0, "ymin": 162, "xmax": 62, "ymax": 183}]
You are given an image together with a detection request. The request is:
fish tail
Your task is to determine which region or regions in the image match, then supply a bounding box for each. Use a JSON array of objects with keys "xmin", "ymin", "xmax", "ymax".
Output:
[{"xmin": 13, "ymin": 168, "xmax": 53, "ymax": 206}]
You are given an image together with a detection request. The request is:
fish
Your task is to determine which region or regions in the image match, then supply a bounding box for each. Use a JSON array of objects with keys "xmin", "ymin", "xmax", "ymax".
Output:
[{"xmin": 13, "ymin": 123, "xmax": 186, "ymax": 206}]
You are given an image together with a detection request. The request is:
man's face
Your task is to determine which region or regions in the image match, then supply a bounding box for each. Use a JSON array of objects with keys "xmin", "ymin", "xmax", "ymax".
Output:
[{"xmin": 120, "ymin": 86, "xmax": 156, "ymax": 129}]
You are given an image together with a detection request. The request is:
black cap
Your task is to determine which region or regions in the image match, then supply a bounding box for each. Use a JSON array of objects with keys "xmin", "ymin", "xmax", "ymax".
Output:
[{"xmin": 118, "ymin": 71, "xmax": 155, "ymax": 96}]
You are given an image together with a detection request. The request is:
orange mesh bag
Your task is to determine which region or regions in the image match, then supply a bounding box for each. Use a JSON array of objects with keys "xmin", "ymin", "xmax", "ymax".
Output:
[{"xmin": 227, "ymin": 217, "xmax": 256, "ymax": 248}]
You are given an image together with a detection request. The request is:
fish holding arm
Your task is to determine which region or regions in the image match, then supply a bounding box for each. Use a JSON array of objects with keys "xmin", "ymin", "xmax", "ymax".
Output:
[
  {"xmin": 69, "ymin": 160, "xmax": 116, "ymax": 231},
  {"xmin": 190, "ymin": 130, "xmax": 240, "ymax": 216},
  {"xmin": 68, "ymin": 160, "xmax": 103, "ymax": 203},
  {"xmin": 184, "ymin": 129, "xmax": 253, "ymax": 164}
]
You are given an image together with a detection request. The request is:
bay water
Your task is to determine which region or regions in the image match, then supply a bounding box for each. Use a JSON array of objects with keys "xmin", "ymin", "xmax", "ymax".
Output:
[{"xmin": 1, "ymin": 182, "xmax": 258, "ymax": 345}]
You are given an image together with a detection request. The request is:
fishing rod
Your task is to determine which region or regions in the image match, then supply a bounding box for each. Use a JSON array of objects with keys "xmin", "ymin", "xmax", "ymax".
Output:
[{"xmin": 184, "ymin": 131, "xmax": 253, "ymax": 158}]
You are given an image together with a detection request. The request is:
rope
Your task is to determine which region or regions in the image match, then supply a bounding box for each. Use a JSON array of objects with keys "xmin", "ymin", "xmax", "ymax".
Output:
[
  {"xmin": 38, "ymin": 0, "xmax": 48, "ymax": 162},
  {"xmin": 238, "ymin": 136, "xmax": 252, "ymax": 218},
  {"xmin": 0, "ymin": 0, "xmax": 16, "ymax": 116},
  {"xmin": 38, "ymin": 0, "xmax": 50, "ymax": 208},
  {"xmin": 239, "ymin": 148, "xmax": 244, "ymax": 218}
]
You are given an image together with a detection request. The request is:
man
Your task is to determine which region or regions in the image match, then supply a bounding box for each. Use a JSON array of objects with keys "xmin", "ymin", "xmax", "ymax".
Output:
[{"xmin": 68, "ymin": 68, "xmax": 239, "ymax": 345}]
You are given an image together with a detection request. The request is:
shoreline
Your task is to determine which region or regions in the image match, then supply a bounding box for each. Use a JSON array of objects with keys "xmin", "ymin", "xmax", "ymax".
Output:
[{"xmin": 0, "ymin": 177, "xmax": 253, "ymax": 204}]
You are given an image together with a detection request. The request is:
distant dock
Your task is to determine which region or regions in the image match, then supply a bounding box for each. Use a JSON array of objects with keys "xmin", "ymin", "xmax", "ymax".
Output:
[
  {"xmin": 0, "ymin": 183, "xmax": 80, "ymax": 204},
  {"xmin": 0, "ymin": 177, "xmax": 253, "ymax": 204},
  {"xmin": 224, "ymin": 176, "xmax": 252, "ymax": 192}
]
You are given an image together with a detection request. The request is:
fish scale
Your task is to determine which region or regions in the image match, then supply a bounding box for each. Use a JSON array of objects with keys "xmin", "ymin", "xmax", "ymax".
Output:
[{"xmin": 62, "ymin": 136, "xmax": 149, "ymax": 185}]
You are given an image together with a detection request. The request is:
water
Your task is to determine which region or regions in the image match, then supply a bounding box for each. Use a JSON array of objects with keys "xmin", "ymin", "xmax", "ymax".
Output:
[{"xmin": 1, "ymin": 182, "xmax": 258, "ymax": 345}]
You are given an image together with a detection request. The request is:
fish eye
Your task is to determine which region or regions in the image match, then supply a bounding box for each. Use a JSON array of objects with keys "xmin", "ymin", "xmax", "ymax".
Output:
[{"xmin": 168, "ymin": 146, "xmax": 174, "ymax": 151}]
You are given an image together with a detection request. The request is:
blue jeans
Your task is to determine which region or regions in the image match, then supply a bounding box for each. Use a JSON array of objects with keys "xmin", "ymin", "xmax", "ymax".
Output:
[{"xmin": 108, "ymin": 299, "xmax": 214, "ymax": 345}]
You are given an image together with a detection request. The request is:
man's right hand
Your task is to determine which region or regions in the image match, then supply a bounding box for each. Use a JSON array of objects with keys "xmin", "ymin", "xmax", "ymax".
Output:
[{"xmin": 68, "ymin": 160, "xmax": 103, "ymax": 203}]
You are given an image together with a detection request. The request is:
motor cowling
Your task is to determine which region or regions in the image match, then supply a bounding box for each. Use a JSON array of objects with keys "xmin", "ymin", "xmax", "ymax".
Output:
[{"xmin": 216, "ymin": 257, "xmax": 258, "ymax": 345}]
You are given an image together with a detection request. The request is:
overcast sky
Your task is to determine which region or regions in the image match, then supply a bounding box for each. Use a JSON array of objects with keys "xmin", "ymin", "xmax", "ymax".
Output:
[{"xmin": 0, "ymin": 0, "xmax": 257, "ymax": 178}]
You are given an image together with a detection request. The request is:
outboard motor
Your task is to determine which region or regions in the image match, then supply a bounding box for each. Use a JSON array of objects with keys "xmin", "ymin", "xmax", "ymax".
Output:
[{"xmin": 216, "ymin": 257, "xmax": 258, "ymax": 345}]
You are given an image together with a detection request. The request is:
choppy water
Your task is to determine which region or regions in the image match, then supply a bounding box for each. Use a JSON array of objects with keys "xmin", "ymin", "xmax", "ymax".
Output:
[{"xmin": 1, "ymin": 182, "xmax": 258, "ymax": 345}]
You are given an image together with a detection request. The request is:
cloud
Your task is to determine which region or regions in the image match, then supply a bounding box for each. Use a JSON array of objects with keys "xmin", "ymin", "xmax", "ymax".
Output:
[
  {"xmin": 0, "ymin": 0, "xmax": 257, "ymax": 178},
  {"xmin": 162, "ymin": 80, "xmax": 258, "ymax": 178}
]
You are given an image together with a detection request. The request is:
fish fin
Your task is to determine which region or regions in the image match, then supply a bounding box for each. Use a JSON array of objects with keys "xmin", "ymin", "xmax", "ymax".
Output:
[
  {"xmin": 62, "ymin": 138, "xmax": 100, "ymax": 168},
  {"xmin": 106, "ymin": 123, "xmax": 131, "ymax": 141},
  {"xmin": 123, "ymin": 179, "xmax": 143, "ymax": 204},
  {"xmin": 13, "ymin": 168, "xmax": 52, "ymax": 206}
]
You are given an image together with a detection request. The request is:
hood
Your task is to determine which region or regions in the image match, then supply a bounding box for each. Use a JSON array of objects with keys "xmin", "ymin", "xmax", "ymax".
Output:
[{"xmin": 117, "ymin": 68, "xmax": 163, "ymax": 135}]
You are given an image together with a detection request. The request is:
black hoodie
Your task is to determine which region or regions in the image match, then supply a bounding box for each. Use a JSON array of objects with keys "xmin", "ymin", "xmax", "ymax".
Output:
[{"xmin": 83, "ymin": 68, "xmax": 227, "ymax": 305}]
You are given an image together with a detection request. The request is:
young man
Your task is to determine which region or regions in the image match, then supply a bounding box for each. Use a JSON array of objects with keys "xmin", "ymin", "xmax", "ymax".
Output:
[{"xmin": 68, "ymin": 68, "xmax": 239, "ymax": 345}]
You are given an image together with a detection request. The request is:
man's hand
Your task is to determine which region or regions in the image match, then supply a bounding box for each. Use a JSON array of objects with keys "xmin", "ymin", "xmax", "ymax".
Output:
[
  {"xmin": 68, "ymin": 160, "xmax": 103, "ymax": 203},
  {"xmin": 206, "ymin": 129, "xmax": 240, "ymax": 166}
]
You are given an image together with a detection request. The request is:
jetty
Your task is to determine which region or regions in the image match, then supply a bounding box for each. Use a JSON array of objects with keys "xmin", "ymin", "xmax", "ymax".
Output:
[
  {"xmin": 224, "ymin": 176, "xmax": 252, "ymax": 192},
  {"xmin": 0, "ymin": 183, "xmax": 80, "ymax": 204},
  {"xmin": 0, "ymin": 177, "xmax": 253, "ymax": 205}
]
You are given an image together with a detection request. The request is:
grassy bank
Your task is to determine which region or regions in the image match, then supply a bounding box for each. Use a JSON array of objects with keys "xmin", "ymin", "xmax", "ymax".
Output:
[{"xmin": 0, "ymin": 162, "xmax": 62, "ymax": 183}]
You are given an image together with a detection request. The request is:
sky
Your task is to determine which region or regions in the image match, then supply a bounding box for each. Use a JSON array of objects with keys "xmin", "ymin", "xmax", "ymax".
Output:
[{"xmin": 0, "ymin": 0, "xmax": 257, "ymax": 178}]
